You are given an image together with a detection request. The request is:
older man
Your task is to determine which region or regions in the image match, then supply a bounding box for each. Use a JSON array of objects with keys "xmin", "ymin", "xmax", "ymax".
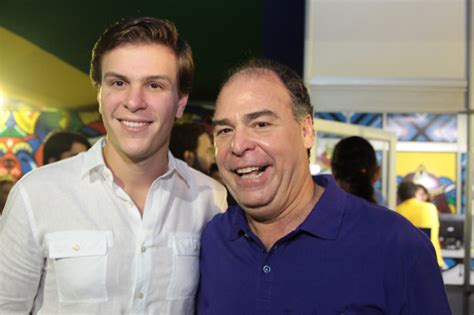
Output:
[{"xmin": 197, "ymin": 59, "xmax": 450, "ymax": 314}]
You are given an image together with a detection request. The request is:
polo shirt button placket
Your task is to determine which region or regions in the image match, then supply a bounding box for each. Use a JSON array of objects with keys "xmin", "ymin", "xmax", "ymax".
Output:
[{"xmin": 262, "ymin": 265, "xmax": 271, "ymax": 274}]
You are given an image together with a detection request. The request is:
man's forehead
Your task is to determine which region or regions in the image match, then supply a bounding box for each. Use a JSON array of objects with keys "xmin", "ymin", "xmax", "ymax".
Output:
[
  {"xmin": 215, "ymin": 71, "xmax": 291, "ymax": 114},
  {"xmin": 217, "ymin": 71, "xmax": 286, "ymax": 104},
  {"xmin": 224, "ymin": 69, "xmax": 281, "ymax": 89}
]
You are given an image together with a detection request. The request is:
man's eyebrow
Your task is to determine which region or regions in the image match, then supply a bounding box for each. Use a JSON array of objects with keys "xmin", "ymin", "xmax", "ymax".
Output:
[
  {"xmin": 103, "ymin": 72, "xmax": 128, "ymax": 81},
  {"xmin": 144, "ymin": 75, "xmax": 173, "ymax": 83},
  {"xmin": 245, "ymin": 110, "xmax": 278, "ymax": 122},
  {"xmin": 212, "ymin": 110, "xmax": 278, "ymax": 126},
  {"xmin": 103, "ymin": 72, "xmax": 172, "ymax": 83},
  {"xmin": 212, "ymin": 118, "xmax": 232, "ymax": 126}
]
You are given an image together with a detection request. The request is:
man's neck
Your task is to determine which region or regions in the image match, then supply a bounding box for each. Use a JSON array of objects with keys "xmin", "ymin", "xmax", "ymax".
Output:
[
  {"xmin": 103, "ymin": 144, "xmax": 170, "ymax": 215},
  {"xmin": 247, "ymin": 178, "xmax": 324, "ymax": 251}
]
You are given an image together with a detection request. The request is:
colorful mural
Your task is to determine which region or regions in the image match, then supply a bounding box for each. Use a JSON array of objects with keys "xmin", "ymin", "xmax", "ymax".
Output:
[
  {"xmin": 396, "ymin": 152, "xmax": 457, "ymax": 213},
  {"xmin": 350, "ymin": 113, "xmax": 383, "ymax": 128},
  {"xmin": 315, "ymin": 112, "xmax": 347, "ymax": 123},
  {"xmin": 0, "ymin": 108, "xmax": 105, "ymax": 180},
  {"xmin": 387, "ymin": 113, "xmax": 457, "ymax": 142}
]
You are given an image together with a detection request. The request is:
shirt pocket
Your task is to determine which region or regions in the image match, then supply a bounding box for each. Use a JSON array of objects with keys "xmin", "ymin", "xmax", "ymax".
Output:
[
  {"xmin": 167, "ymin": 233, "xmax": 201, "ymax": 300},
  {"xmin": 45, "ymin": 230, "xmax": 113, "ymax": 303}
]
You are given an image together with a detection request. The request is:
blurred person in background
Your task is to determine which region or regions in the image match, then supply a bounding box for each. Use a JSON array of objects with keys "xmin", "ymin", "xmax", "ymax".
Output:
[
  {"xmin": 0, "ymin": 177, "xmax": 14, "ymax": 217},
  {"xmin": 416, "ymin": 183, "xmax": 432, "ymax": 202},
  {"xmin": 42, "ymin": 131, "xmax": 91, "ymax": 165},
  {"xmin": 397, "ymin": 181, "xmax": 445, "ymax": 268},
  {"xmin": 330, "ymin": 136, "xmax": 385, "ymax": 206},
  {"xmin": 169, "ymin": 122, "xmax": 214, "ymax": 174}
]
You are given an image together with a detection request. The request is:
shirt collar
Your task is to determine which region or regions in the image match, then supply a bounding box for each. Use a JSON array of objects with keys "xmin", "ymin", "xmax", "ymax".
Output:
[
  {"xmin": 80, "ymin": 137, "xmax": 190, "ymax": 187},
  {"xmin": 227, "ymin": 174, "xmax": 347, "ymax": 241},
  {"xmin": 168, "ymin": 152, "xmax": 191, "ymax": 188},
  {"xmin": 298, "ymin": 175, "xmax": 347, "ymax": 240},
  {"xmin": 81, "ymin": 137, "xmax": 107, "ymax": 179}
]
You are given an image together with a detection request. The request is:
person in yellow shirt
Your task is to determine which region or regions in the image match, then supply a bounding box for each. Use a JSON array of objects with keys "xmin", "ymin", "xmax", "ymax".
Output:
[{"xmin": 397, "ymin": 181, "xmax": 445, "ymax": 268}]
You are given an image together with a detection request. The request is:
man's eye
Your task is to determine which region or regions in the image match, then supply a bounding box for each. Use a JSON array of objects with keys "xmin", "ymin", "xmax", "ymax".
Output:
[
  {"xmin": 216, "ymin": 128, "xmax": 232, "ymax": 136},
  {"xmin": 255, "ymin": 122, "xmax": 269, "ymax": 128},
  {"xmin": 111, "ymin": 81, "xmax": 125, "ymax": 87},
  {"xmin": 149, "ymin": 82, "xmax": 162, "ymax": 89}
]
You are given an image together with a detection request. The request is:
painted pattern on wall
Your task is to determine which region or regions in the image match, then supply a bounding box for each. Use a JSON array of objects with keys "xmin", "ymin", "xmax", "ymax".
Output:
[
  {"xmin": 387, "ymin": 113, "xmax": 457, "ymax": 142},
  {"xmin": 0, "ymin": 109, "xmax": 105, "ymax": 180},
  {"xmin": 397, "ymin": 152, "xmax": 457, "ymax": 213}
]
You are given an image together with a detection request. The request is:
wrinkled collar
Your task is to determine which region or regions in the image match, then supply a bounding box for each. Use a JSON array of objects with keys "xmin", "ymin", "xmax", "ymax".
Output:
[{"xmin": 80, "ymin": 137, "xmax": 190, "ymax": 186}]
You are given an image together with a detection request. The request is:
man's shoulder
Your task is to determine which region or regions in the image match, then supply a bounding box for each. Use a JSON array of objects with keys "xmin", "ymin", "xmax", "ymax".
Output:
[
  {"xmin": 21, "ymin": 154, "xmax": 84, "ymax": 184},
  {"xmin": 175, "ymin": 159, "xmax": 226, "ymax": 192},
  {"xmin": 344, "ymin": 194, "xmax": 422, "ymax": 242},
  {"xmin": 202, "ymin": 205, "xmax": 239, "ymax": 237}
]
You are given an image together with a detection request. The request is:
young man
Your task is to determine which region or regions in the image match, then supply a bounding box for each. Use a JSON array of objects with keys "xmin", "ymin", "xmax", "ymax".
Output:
[
  {"xmin": 197, "ymin": 59, "xmax": 450, "ymax": 314},
  {"xmin": 0, "ymin": 17, "xmax": 226, "ymax": 314},
  {"xmin": 169, "ymin": 122, "xmax": 214, "ymax": 174}
]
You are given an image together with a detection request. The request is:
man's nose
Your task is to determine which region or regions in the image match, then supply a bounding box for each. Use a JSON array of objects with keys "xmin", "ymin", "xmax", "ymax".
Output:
[
  {"xmin": 230, "ymin": 128, "xmax": 255, "ymax": 156},
  {"xmin": 124, "ymin": 86, "xmax": 146, "ymax": 111}
]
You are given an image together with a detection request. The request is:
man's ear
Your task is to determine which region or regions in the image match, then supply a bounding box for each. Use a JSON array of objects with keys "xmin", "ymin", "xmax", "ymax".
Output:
[
  {"xmin": 301, "ymin": 114, "xmax": 314, "ymax": 149},
  {"xmin": 176, "ymin": 94, "xmax": 189, "ymax": 118},
  {"xmin": 183, "ymin": 150, "xmax": 195, "ymax": 166},
  {"xmin": 96, "ymin": 89, "xmax": 102, "ymax": 114}
]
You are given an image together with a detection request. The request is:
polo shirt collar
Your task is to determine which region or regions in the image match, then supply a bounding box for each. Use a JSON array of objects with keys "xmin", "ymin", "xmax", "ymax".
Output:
[
  {"xmin": 228, "ymin": 174, "xmax": 347, "ymax": 241},
  {"xmin": 298, "ymin": 175, "xmax": 346, "ymax": 240}
]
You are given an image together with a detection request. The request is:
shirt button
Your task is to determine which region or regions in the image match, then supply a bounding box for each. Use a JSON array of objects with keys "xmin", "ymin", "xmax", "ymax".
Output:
[
  {"xmin": 141, "ymin": 246, "xmax": 147, "ymax": 253},
  {"xmin": 72, "ymin": 244, "xmax": 80, "ymax": 251},
  {"xmin": 126, "ymin": 202, "xmax": 133, "ymax": 208},
  {"xmin": 262, "ymin": 265, "xmax": 271, "ymax": 274},
  {"xmin": 137, "ymin": 292, "xmax": 144, "ymax": 299}
]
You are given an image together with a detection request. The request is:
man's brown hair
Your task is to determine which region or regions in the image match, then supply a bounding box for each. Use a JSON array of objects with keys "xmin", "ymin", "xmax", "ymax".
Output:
[{"xmin": 90, "ymin": 16, "xmax": 193, "ymax": 96}]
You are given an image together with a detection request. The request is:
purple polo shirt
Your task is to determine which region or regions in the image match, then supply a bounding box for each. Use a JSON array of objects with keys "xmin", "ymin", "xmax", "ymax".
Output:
[{"xmin": 197, "ymin": 175, "xmax": 451, "ymax": 315}]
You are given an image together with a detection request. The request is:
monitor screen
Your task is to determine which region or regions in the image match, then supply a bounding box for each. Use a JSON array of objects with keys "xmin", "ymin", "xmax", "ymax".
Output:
[{"xmin": 439, "ymin": 213, "xmax": 464, "ymax": 249}]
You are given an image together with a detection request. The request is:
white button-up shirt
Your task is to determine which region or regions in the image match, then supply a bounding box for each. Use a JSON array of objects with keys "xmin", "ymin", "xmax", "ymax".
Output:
[{"xmin": 0, "ymin": 138, "xmax": 227, "ymax": 314}]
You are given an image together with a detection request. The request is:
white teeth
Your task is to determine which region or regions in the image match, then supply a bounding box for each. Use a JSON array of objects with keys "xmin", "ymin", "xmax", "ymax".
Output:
[
  {"xmin": 121, "ymin": 120, "xmax": 147, "ymax": 128},
  {"xmin": 241, "ymin": 172, "xmax": 263, "ymax": 180},
  {"xmin": 236, "ymin": 166, "xmax": 260, "ymax": 174},
  {"xmin": 235, "ymin": 166, "xmax": 265, "ymax": 179}
]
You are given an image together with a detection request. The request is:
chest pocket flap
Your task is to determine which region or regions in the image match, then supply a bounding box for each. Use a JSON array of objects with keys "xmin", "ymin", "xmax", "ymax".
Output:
[
  {"xmin": 44, "ymin": 230, "xmax": 112, "ymax": 303},
  {"xmin": 46, "ymin": 230, "xmax": 111, "ymax": 259}
]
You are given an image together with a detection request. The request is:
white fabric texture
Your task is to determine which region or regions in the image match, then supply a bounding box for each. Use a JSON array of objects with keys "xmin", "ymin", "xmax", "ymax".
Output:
[{"xmin": 0, "ymin": 138, "xmax": 227, "ymax": 314}]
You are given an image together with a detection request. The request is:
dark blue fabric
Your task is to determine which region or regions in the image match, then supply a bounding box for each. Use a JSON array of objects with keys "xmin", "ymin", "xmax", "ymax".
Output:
[{"xmin": 197, "ymin": 175, "xmax": 451, "ymax": 315}]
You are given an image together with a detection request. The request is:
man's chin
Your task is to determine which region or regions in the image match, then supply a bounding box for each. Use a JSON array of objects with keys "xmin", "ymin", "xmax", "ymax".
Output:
[{"xmin": 236, "ymin": 196, "xmax": 273, "ymax": 213}]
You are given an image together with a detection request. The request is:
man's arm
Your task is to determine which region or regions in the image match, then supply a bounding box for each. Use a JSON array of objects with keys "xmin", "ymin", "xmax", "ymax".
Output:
[
  {"xmin": 403, "ymin": 233, "xmax": 451, "ymax": 314},
  {"xmin": 0, "ymin": 184, "xmax": 44, "ymax": 312}
]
